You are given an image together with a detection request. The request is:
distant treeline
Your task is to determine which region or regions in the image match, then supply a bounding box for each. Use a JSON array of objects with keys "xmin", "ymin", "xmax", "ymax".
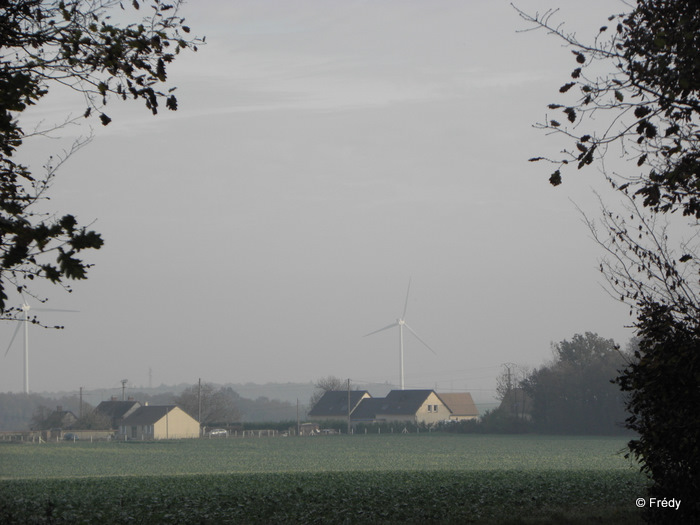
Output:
[
  {"xmin": 464, "ymin": 332, "xmax": 632, "ymax": 436},
  {"xmin": 460, "ymin": 333, "xmax": 633, "ymax": 436}
]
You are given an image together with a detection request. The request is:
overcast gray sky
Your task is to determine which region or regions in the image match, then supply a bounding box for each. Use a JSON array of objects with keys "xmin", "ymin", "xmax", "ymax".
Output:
[{"xmin": 2, "ymin": 0, "xmax": 634, "ymax": 402}]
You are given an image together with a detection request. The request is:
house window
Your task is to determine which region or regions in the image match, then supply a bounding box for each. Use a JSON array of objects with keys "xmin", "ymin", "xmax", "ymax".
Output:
[
  {"xmin": 427, "ymin": 405, "xmax": 432, "ymax": 412},
  {"xmin": 434, "ymin": 405, "xmax": 438, "ymax": 412}
]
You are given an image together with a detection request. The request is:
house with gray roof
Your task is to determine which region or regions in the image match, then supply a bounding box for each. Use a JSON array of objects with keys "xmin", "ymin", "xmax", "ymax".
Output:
[
  {"xmin": 95, "ymin": 399, "xmax": 141, "ymax": 429},
  {"xmin": 120, "ymin": 405, "xmax": 200, "ymax": 440},
  {"xmin": 347, "ymin": 397, "xmax": 387, "ymax": 423},
  {"xmin": 371, "ymin": 390, "xmax": 451, "ymax": 425},
  {"xmin": 307, "ymin": 390, "xmax": 371, "ymax": 421},
  {"xmin": 308, "ymin": 389, "xmax": 464, "ymax": 426}
]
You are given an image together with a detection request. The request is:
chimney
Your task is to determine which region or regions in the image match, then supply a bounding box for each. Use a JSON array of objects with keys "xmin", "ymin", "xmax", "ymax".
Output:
[
  {"xmin": 127, "ymin": 396, "xmax": 135, "ymax": 401},
  {"xmin": 111, "ymin": 396, "xmax": 118, "ymax": 401}
]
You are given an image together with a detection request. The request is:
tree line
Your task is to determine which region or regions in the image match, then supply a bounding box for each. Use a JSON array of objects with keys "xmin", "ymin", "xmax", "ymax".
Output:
[{"xmin": 489, "ymin": 332, "xmax": 631, "ymax": 435}]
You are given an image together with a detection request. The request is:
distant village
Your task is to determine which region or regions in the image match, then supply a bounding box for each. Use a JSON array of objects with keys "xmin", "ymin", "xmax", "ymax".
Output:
[
  {"xmin": 1, "ymin": 332, "xmax": 631, "ymax": 440},
  {"xmin": 1, "ymin": 387, "xmax": 485, "ymax": 442}
]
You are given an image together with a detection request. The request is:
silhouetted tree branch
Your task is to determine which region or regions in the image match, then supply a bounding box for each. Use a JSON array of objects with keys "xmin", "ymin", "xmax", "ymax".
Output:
[{"xmin": 1, "ymin": 0, "xmax": 202, "ymax": 318}]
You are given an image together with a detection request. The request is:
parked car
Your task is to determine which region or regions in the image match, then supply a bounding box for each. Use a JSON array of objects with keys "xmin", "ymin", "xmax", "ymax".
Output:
[
  {"xmin": 64, "ymin": 433, "xmax": 79, "ymax": 441},
  {"xmin": 208, "ymin": 428, "xmax": 228, "ymax": 437}
]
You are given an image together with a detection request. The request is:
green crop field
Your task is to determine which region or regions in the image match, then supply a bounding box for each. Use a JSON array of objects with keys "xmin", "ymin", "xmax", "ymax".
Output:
[{"xmin": 0, "ymin": 434, "xmax": 647, "ymax": 524}]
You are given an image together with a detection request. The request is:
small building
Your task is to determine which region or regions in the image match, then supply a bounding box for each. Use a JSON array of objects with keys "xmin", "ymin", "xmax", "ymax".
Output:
[
  {"xmin": 438, "ymin": 392, "xmax": 479, "ymax": 421},
  {"xmin": 95, "ymin": 398, "xmax": 141, "ymax": 430},
  {"xmin": 307, "ymin": 390, "xmax": 372, "ymax": 421},
  {"xmin": 372, "ymin": 390, "xmax": 451, "ymax": 425},
  {"xmin": 350, "ymin": 397, "xmax": 389, "ymax": 424},
  {"xmin": 120, "ymin": 405, "xmax": 200, "ymax": 440},
  {"xmin": 41, "ymin": 406, "xmax": 78, "ymax": 430},
  {"xmin": 299, "ymin": 422, "xmax": 320, "ymax": 436}
]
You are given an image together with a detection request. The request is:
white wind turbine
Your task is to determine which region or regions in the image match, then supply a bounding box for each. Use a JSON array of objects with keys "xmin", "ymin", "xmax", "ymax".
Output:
[
  {"xmin": 364, "ymin": 279, "xmax": 436, "ymax": 390},
  {"xmin": 4, "ymin": 302, "xmax": 77, "ymax": 394}
]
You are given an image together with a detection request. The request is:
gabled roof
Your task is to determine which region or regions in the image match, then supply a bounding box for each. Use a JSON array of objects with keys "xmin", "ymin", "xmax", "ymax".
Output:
[
  {"xmin": 95, "ymin": 400, "xmax": 141, "ymax": 419},
  {"xmin": 438, "ymin": 393, "xmax": 479, "ymax": 417},
  {"xmin": 121, "ymin": 405, "xmax": 179, "ymax": 426},
  {"xmin": 349, "ymin": 397, "xmax": 386, "ymax": 421},
  {"xmin": 375, "ymin": 389, "xmax": 440, "ymax": 415},
  {"xmin": 308, "ymin": 390, "xmax": 370, "ymax": 418}
]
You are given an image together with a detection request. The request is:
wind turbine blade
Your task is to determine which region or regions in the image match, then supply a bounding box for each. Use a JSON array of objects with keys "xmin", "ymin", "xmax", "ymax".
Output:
[
  {"xmin": 403, "ymin": 322, "xmax": 437, "ymax": 355},
  {"xmin": 32, "ymin": 307, "xmax": 79, "ymax": 313},
  {"xmin": 364, "ymin": 322, "xmax": 399, "ymax": 337},
  {"xmin": 402, "ymin": 277, "xmax": 412, "ymax": 319},
  {"xmin": 4, "ymin": 321, "xmax": 22, "ymax": 357}
]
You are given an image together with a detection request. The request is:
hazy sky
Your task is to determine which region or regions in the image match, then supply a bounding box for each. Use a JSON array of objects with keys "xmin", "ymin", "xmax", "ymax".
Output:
[{"xmin": 2, "ymin": 0, "xmax": 634, "ymax": 403}]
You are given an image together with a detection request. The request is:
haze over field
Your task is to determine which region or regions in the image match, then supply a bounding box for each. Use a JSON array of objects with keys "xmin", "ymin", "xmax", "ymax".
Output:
[{"xmin": 1, "ymin": 1, "xmax": 634, "ymax": 402}]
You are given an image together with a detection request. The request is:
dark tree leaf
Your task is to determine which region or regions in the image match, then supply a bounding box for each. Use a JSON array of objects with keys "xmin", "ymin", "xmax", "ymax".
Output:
[
  {"xmin": 559, "ymin": 82, "xmax": 576, "ymax": 93},
  {"xmin": 549, "ymin": 170, "xmax": 562, "ymax": 186},
  {"xmin": 634, "ymin": 106, "xmax": 652, "ymax": 118},
  {"xmin": 564, "ymin": 107, "xmax": 576, "ymax": 123}
]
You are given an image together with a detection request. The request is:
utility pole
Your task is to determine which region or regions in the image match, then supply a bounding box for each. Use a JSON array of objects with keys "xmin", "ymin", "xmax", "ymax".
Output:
[
  {"xmin": 502, "ymin": 363, "xmax": 513, "ymax": 392},
  {"xmin": 296, "ymin": 398, "xmax": 300, "ymax": 437},
  {"xmin": 502, "ymin": 363, "xmax": 518, "ymax": 418},
  {"xmin": 197, "ymin": 378, "xmax": 202, "ymax": 430},
  {"xmin": 347, "ymin": 378, "xmax": 351, "ymax": 435},
  {"xmin": 121, "ymin": 379, "xmax": 128, "ymax": 401},
  {"xmin": 79, "ymin": 387, "xmax": 83, "ymax": 418}
]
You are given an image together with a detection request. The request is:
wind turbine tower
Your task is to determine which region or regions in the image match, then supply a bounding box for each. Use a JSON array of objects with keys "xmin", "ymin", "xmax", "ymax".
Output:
[
  {"xmin": 4, "ymin": 302, "xmax": 77, "ymax": 394},
  {"xmin": 3, "ymin": 304, "xmax": 32, "ymax": 394},
  {"xmin": 20, "ymin": 303, "xmax": 30, "ymax": 394},
  {"xmin": 364, "ymin": 279, "xmax": 436, "ymax": 390}
]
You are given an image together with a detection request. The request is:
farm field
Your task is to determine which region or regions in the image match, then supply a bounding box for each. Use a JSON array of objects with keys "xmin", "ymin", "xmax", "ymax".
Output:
[{"xmin": 0, "ymin": 434, "xmax": 647, "ymax": 524}]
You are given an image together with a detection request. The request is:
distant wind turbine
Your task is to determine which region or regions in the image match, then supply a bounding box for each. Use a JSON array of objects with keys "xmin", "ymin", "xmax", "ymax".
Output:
[
  {"xmin": 364, "ymin": 279, "xmax": 436, "ymax": 390},
  {"xmin": 4, "ymin": 302, "xmax": 78, "ymax": 394}
]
